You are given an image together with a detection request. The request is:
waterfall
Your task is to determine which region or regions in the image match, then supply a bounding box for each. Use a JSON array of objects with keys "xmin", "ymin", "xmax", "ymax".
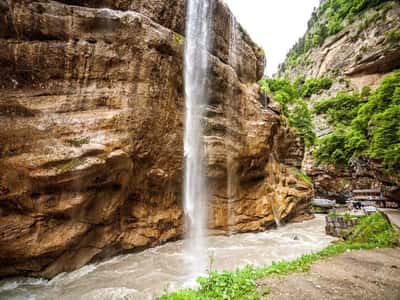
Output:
[
  {"xmin": 183, "ymin": 0, "xmax": 211, "ymax": 279},
  {"xmin": 272, "ymin": 206, "xmax": 282, "ymax": 228},
  {"xmin": 226, "ymin": 13, "xmax": 238, "ymax": 234}
]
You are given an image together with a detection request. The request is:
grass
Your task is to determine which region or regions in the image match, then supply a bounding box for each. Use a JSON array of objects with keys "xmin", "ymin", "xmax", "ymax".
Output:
[
  {"xmin": 66, "ymin": 137, "xmax": 90, "ymax": 147},
  {"xmin": 159, "ymin": 212, "xmax": 398, "ymax": 300},
  {"xmin": 385, "ymin": 28, "xmax": 400, "ymax": 45},
  {"xmin": 175, "ymin": 33, "xmax": 185, "ymax": 45},
  {"xmin": 291, "ymin": 168, "xmax": 313, "ymax": 186},
  {"xmin": 57, "ymin": 158, "xmax": 84, "ymax": 172},
  {"xmin": 327, "ymin": 212, "xmax": 360, "ymax": 220}
]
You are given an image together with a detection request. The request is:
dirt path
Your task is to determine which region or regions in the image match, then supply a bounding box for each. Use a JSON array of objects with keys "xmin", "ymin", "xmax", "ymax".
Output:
[
  {"xmin": 258, "ymin": 248, "xmax": 400, "ymax": 300},
  {"xmin": 380, "ymin": 209, "xmax": 400, "ymax": 229}
]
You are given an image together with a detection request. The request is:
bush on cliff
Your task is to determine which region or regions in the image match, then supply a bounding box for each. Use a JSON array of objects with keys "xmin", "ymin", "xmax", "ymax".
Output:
[
  {"xmin": 314, "ymin": 70, "xmax": 400, "ymax": 176},
  {"xmin": 259, "ymin": 77, "xmax": 334, "ymax": 146},
  {"xmin": 301, "ymin": 77, "xmax": 332, "ymax": 98},
  {"xmin": 281, "ymin": 0, "xmax": 392, "ymax": 71}
]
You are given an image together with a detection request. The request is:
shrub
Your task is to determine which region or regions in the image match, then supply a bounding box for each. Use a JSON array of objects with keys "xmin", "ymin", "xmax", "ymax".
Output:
[
  {"xmin": 301, "ymin": 78, "xmax": 332, "ymax": 98},
  {"xmin": 280, "ymin": 0, "xmax": 392, "ymax": 72},
  {"xmin": 288, "ymin": 99, "xmax": 316, "ymax": 146},
  {"xmin": 314, "ymin": 92, "xmax": 363, "ymax": 125},
  {"xmin": 314, "ymin": 70, "xmax": 400, "ymax": 176},
  {"xmin": 369, "ymin": 104, "xmax": 400, "ymax": 173},
  {"xmin": 259, "ymin": 79, "xmax": 315, "ymax": 145},
  {"xmin": 66, "ymin": 137, "xmax": 90, "ymax": 147},
  {"xmin": 385, "ymin": 28, "xmax": 400, "ymax": 45},
  {"xmin": 291, "ymin": 168, "xmax": 313, "ymax": 185}
]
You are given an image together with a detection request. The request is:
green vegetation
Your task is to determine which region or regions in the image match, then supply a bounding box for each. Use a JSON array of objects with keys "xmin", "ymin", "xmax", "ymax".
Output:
[
  {"xmin": 281, "ymin": 0, "xmax": 392, "ymax": 71},
  {"xmin": 291, "ymin": 168, "xmax": 313, "ymax": 186},
  {"xmin": 314, "ymin": 92, "xmax": 364, "ymax": 124},
  {"xmin": 57, "ymin": 158, "xmax": 84, "ymax": 172},
  {"xmin": 159, "ymin": 213, "xmax": 398, "ymax": 300},
  {"xmin": 175, "ymin": 33, "xmax": 185, "ymax": 45},
  {"xmin": 67, "ymin": 137, "xmax": 90, "ymax": 147},
  {"xmin": 301, "ymin": 78, "xmax": 332, "ymax": 98},
  {"xmin": 385, "ymin": 28, "xmax": 400, "ymax": 45},
  {"xmin": 314, "ymin": 70, "xmax": 400, "ymax": 176},
  {"xmin": 259, "ymin": 77, "xmax": 332, "ymax": 146}
]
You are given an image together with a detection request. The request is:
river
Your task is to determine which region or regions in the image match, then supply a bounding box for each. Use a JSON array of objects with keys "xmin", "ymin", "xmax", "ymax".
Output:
[{"xmin": 0, "ymin": 215, "xmax": 335, "ymax": 300}]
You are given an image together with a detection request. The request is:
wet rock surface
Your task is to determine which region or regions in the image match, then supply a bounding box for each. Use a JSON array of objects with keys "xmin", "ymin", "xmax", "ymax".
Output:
[
  {"xmin": 0, "ymin": 0, "xmax": 312, "ymax": 278},
  {"xmin": 0, "ymin": 216, "xmax": 333, "ymax": 300}
]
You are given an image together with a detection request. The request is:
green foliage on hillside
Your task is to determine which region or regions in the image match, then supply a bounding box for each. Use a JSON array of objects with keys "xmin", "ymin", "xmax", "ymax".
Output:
[
  {"xmin": 386, "ymin": 28, "xmax": 400, "ymax": 45},
  {"xmin": 281, "ymin": 0, "xmax": 392, "ymax": 71},
  {"xmin": 301, "ymin": 78, "xmax": 333, "ymax": 98},
  {"xmin": 158, "ymin": 213, "xmax": 398, "ymax": 300},
  {"xmin": 259, "ymin": 77, "xmax": 332, "ymax": 146},
  {"xmin": 314, "ymin": 92, "xmax": 365, "ymax": 124},
  {"xmin": 314, "ymin": 70, "xmax": 400, "ymax": 175}
]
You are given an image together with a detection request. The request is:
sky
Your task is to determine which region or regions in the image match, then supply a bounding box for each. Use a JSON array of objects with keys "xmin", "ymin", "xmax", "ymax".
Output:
[{"xmin": 225, "ymin": 0, "xmax": 320, "ymax": 76}]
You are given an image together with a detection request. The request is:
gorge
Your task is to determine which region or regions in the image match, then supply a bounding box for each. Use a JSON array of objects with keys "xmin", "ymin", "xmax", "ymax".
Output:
[
  {"xmin": 0, "ymin": 0, "xmax": 313, "ymax": 281},
  {"xmin": 1, "ymin": 0, "xmax": 399, "ymax": 299}
]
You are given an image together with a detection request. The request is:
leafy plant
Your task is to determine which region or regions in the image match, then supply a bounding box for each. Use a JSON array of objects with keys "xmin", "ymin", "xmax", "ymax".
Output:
[
  {"xmin": 57, "ymin": 158, "xmax": 84, "ymax": 172},
  {"xmin": 314, "ymin": 92, "xmax": 363, "ymax": 125},
  {"xmin": 175, "ymin": 33, "xmax": 185, "ymax": 45},
  {"xmin": 259, "ymin": 78, "xmax": 319, "ymax": 146},
  {"xmin": 385, "ymin": 28, "xmax": 400, "ymax": 45},
  {"xmin": 280, "ymin": 0, "xmax": 392, "ymax": 71},
  {"xmin": 159, "ymin": 213, "xmax": 398, "ymax": 300},
  {"xmin": 291, "ymin": 168, "xmax": 313, "ymax": 186},
  {"xmin": 66, "ymin": 137, "xmax": 90, "ymax": 147},
  {"xmin": 300, "ymin": 78, "xmax": 332, "ymax": 98},
  {"xmin": 314, "ymin": 70, "xmax": 400, "ymax": 176}
]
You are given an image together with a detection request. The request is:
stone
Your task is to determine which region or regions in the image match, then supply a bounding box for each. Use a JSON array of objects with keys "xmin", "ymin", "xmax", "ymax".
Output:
[{"xmin": 0, "ymin": 0, "xmax": 312, "ymax": 278}]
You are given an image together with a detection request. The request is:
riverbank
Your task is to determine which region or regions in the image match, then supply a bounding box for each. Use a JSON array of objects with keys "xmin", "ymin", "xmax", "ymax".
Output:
[
  {"xmin": 159, "ymin": 212, "xmax": 399, "ymax": 300},
  {"xmin": 258, "ymin": 248, "xmax": 400, "ymax": 299},
  {"xmin": 0, "ymin": 216, "xmax": 333, "ymax": 300}
]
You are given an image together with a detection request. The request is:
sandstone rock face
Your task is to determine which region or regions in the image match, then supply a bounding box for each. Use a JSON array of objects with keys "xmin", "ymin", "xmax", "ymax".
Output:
[
  {"xmin": 279, "ymin": 1, "xmax": 400, "ymax": 201},
  {"xmin": 280, "ymin": 1, "xmax": 400, "ymax": 85},
  {"xmin": 0, "ymin": 0, "xmax": 312, "ymax": 278}
]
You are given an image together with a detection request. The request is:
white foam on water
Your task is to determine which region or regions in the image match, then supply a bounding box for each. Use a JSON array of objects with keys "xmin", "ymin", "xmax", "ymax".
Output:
[
  {"xmin": 49, "ymin": 264, "xmax": 97, "ymax": 286},
  {"xmin": 0, "ymin": 278, "xmax": 48, "ymax": 292},
  {"xmin": 80, "ymin": 287, "xmax": 139, "ymax": 300},
  {"xmin": 0, "ymin": 216, "xmax": 337, "ymax": 300}
]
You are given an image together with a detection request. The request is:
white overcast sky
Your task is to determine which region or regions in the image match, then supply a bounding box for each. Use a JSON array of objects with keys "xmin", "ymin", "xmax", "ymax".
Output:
[{"xmin": 225, "ymin": 0, "xmax": 320, "ymax": 76}]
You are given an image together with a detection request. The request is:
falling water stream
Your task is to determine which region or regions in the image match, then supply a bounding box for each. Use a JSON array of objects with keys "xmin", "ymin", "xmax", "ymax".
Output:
[
  {"xmin": 0, "ymin": 216, "xmax": 335, "ymax": 300},
  {"xmin": 0, "ymin": 3, "xmax": 340, "ymax": 300},
  {"xmin": 183, "ymin": 0, "xmax": 211, "ymax": 279},
  {"xmin": 226, "ymin": 13, "xmax": 239, "ymax": 233}
]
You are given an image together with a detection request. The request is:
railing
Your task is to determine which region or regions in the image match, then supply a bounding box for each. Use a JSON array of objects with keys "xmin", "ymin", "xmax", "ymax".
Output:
[{"xmin": 351, "ymin": 188, "xmax": 386, "ymax": 201}]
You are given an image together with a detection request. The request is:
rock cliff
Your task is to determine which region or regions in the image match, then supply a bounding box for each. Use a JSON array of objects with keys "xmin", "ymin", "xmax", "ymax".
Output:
[
  {"xmin": 0, "ymin": 0, "xmax": 313, "ymax": 278},
  {"xmin": 279, "ymin": 0, "xmax": 400, "ymax": 202}
]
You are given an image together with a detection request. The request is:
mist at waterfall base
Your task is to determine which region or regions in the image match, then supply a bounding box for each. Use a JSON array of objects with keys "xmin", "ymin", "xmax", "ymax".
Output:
[
  {"xmin": 0, "ymin": 2, "xmax": 335, "ymax": 300},
  {"xmin": 0, "ymin": 217, "xmax": 335, "ymax": 300},
  {"xmin": 183, "ymin": 0, "xmax": 211, "ymax": 282}
]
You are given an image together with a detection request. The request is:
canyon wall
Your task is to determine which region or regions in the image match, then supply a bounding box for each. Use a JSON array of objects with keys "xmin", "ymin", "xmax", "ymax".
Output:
[
  {"xmin": 280, "ymin": 1, "xmax": 400, "ymax": 202},
  {"xmin": 0, "ymin": 0, "xmax": 312, "ymax": 278}
]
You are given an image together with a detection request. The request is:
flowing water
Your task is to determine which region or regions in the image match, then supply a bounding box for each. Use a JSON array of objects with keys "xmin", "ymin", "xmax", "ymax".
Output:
[
  {"xmin": 183, "ymin": 0, "xmax": 211, "ymax": 279},
  {"xmin": 0, "ymin": 4, "xmax": 337, "ymax": 300},
  {"xmin": 0, "ymin": 216, "xmax": 336, "ymax": 300},
  {"xmin": 226, "ymin": 13, "xmax": 239, "ymax": 233}
]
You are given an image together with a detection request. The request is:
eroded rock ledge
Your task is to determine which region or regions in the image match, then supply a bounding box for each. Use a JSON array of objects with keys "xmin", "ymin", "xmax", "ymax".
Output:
[{"xmin": 0, "ymin": 0, "xmax": 313, "ymax": 278}]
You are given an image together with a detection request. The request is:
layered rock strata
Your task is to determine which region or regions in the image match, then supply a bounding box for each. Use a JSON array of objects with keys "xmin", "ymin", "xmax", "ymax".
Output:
[
  {"xmin": 0, "ymin": 0, "xmax": 313, "ymax": 278},
  {"xmin": 281, "ymin": 1, "xmax": 400, "ymax": 201}
]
